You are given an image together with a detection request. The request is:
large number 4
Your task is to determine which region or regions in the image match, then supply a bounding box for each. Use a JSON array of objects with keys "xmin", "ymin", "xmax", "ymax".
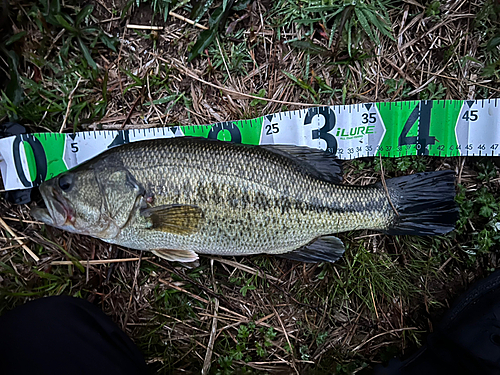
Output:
[{"xmin": 398, "ymin": 102, "xmax": 436, "ymax": 155}]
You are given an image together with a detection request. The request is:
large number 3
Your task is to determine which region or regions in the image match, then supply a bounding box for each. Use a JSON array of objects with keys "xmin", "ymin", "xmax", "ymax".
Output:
[{"xmin": 303, "ymin": 107, "xmax": 337, "ymax": 155}]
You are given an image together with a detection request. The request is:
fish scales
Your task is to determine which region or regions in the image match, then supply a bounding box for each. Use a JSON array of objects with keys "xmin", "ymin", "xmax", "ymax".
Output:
[
  {"xmin": 32, "ymin": 137, "xmax": 458, "ymax": 263},
  {"xmin": 100, "ymin": 138, "xmax": 393, "ymax": 255}
]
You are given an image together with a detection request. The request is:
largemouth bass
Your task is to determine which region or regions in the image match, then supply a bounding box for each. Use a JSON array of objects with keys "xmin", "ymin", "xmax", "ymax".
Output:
[{"xmin": 32, "ymin": 137, "xmax": 458, "ymax": 263}]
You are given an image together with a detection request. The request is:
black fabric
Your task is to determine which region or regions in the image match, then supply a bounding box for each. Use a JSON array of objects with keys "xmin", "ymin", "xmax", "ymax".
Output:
[
  {"xmin": 0, "ymin": 295, "xmax": 149, "ymax": 375},
  {"xmin": 373, "ymin": 269, "xmax": 500, "ymax": 375}
]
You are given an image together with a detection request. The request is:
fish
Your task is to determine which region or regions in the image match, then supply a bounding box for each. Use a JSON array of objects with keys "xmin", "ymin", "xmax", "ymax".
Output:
[{"xmin": 31, "ymin": 137, "xmax": 458, "ymax": 264}]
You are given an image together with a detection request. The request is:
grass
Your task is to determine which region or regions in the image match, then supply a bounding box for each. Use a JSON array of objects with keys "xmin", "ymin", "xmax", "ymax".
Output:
[{"xmin": 1, "ymin": 0, "xmax": 500, "ymax": 373}]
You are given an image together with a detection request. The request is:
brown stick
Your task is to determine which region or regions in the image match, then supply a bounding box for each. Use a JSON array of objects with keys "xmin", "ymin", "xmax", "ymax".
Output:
[
  {"xmin": 159, "ymin": 278, "xmax": 246, "ymax": 319},
  {"xmin": 202, "ymin": 260, "xmax": 219, "ymax": 375},
  {"xmin": 121, "ymin": 86, "xmax": 144, "ymax": 128},
  {"xmin": 50, "ymin": 257, "xmax": 152, "ymax": 265},
  {"xmin": 153, "ymin": 54, "xmax": 319, "ymax": 107},
  {"xmin": 272, "ymin": 305, "xmax": 299, "ymax": 374},
  {"xmin": 59, "ymin": 77, "xmax": 83, "ymax": 133},
  {"xmin": 0, "ymin": 217, "xmax": 39, "ymax": 262}
]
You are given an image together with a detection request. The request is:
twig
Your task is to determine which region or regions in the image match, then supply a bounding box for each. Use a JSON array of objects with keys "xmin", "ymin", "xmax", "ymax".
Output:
[
  {"xmin": 146, "ymin": 74, "xmax": 164, "ymax": 125},
  {"xmin": 168, "ymin": 11, "xmax": 208, "ymax": 30},
  {"xmin": 0, "ymin": 217, "xmax": 39, "ymax": 262},
  {"xmin": 216, "ymin": 37, "xmax": 233, "ymax": 85},
  {"xmin": 153, "ymin": 311, "xmax": 207, "ymax": 333},
  {"xmin": 185, "ymin": 68, "xmax": 316, "ymax": 107},
  {"xmin": 369, "ymin": 282, "xmax": 379, "ymax": 320},
  {"xmin": 3, "ymin": 217, "xmax": 44, "ymax": 224},
  {"xmin": 50, "ymin": 257, "xmax": 152, "ymax": 265},
  {"xmin": 153, "ymin": 54, "xmax": 318, "ymax": 107},
  {"xmin": 202, "ymin": 260, "xmax": 219, "ymax": 375},
  {"xmin": 458, "ymin": 157, "xmax": 466, "ymax": 185},
  {"xmin": 44, "ymin": 29, "xmax": 66, "ymax": 60},
  {"xmin": 121, "ymin": 86, "xmax": 144, "ymax": 128},
  {"xmin": 379, "ymin": 154, "xmax": 399, "ymax": 217},
  {"xmin": 352, "ymin": 327, "xmax": 418, "ymax": 351},
  {"xmin": 59, "ymin": 76, "xmax": 83, "ymax": 133},
  {"xmin": 127, "ymin": 24, "xmax": 164, "ymax": 30},
  {"xmin": 382, "ymin": 57, "xmax": 418, "ymax": 87},
  {"xmin": 85, "ymin": 258, "xmax": 90, "ymax": 283},
  {"xmin": 159, "ymin": 278, "xmax": 246, "ymax": 319},
  {"xmin": 419, "ymin": 70, "xmax": 500, "ymax": 94},
  {"xmin": 117, "ymin": 19, "xmax": 129, "ymax": 97},
  {"xmin": 124, "ymin": 251, "xmax": 143, "ymax": 329},
  {"xmin": 98, "ymin": 16, "xmax": 122, "ymax": 23},
  {"xmin": 212, "ymin": 257, "xmax": 282, "ymax": 283},
  {"xmin": 272, "ymin": 305, "xmax": 299, "ymax": 374},
  {"xmin": 0, "ymin": 236, "xmax": 27, "ymax": 241}
]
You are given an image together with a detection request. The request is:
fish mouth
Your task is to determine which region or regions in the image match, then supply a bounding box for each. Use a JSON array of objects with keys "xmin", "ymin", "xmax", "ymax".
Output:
[{"xmin": 33, "ymin": 184, "xmax": 75, "ymax": 228}]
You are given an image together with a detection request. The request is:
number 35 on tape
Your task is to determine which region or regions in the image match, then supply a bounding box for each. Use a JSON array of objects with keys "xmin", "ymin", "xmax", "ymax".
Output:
[{"xmin": 0, "ymin": 99, "xmax": 499, "ymax": 191}]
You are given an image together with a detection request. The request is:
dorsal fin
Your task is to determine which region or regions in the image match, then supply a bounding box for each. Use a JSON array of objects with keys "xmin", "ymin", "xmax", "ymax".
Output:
[{"xmin": 262, "ymin": 145, "xmax": 343, "ymax": 184}]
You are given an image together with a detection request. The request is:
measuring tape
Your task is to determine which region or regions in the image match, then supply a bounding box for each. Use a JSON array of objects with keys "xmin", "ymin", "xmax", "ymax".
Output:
[{"xmin": 0, "ymin": 99, "xmax": 498, "ymax": 191}]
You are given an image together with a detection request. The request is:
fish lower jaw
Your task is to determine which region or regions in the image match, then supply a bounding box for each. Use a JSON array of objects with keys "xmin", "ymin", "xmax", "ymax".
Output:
[{"xmin": 31, "ymin": 207, "xmax": 57, "ymax": 226}]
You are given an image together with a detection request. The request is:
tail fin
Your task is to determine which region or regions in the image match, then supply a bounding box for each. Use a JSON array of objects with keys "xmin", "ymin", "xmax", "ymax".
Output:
[{"xmin": 384, "ymin": 170, "xmax": 458, "ymax": 236}]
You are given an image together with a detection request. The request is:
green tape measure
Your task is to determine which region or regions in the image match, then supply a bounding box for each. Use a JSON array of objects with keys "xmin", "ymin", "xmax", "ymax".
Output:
[{"xmin": 0, "ymin": 99, "xmax": 497, "ymax": 191}]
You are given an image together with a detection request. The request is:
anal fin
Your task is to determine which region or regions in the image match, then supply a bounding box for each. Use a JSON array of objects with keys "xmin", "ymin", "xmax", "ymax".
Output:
[
  {"xmin": 152, "ymin": 249, "xmax": 199, "ymax": 264},
  {"xmin": 279, "ymin": 236, "xmax": 345, "ymax": 263}
]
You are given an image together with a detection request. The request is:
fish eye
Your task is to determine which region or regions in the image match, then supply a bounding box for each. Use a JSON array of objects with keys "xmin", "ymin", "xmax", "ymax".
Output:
[{"xmin": 58, "ymin": 174, "xmax": 73, "ymax": 192}]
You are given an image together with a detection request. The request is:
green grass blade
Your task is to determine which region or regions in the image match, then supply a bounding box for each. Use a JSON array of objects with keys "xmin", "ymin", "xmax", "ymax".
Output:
[
  {"xmin": 54, "ymin": 14, "xmax": 77, "ymax": 33},
  {"xmin": 75, "ymin": 4, "xmax": 94, "ymax": 26},
  {"xmin": 361, "ymin": 8, "xmax": 394, "ymax": 40},
  {"xmin": 188, "ymin": 28, "xmax": 217, "ymax": 61},
  {"xmin": 5, "ymin": 31, "xmax": 27, "ymax": 46},
  {"xmin": 290, "ymin": 40, "xmax": 330, "ymax": 54},
  {"xmin": 354, "ymin": 7, "xmax": 378, "ymax": 44},
  {"xmin": 190, "ymin": 0, "xmax": 215, "ymax": 24},
  {"xmin": 77, "ymin": 36, "xmax": 97, "ymax": 70},
  {"xmin": 5, "ymin": 50, "xmax": 23, "ymax": 109}
]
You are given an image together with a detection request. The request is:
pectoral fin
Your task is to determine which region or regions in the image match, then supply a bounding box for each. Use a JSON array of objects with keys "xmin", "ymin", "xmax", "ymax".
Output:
[
  {"xmin": 141, "ymin": 204, "xmax": 204, "ymax": 235},
  {"xmin": 152, "ymin": 249, "xmax": 199, "ymax": 264},
  {"xmin": 279, "ymin": 235, "xmax": 345, "ymax": 263}
]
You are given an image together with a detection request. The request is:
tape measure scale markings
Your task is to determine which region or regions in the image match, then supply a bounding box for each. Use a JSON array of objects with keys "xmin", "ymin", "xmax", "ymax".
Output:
[
  {"xmin": 1, "ymin": 99, "xmax": 500, "ymax": 191},
  {"xmin": 181, "ymin": 117, "xmax": 263, "ymax": 145},
  {"xmin": 376, "ymin": 100, "xmax": 461, "ymax": 157}
]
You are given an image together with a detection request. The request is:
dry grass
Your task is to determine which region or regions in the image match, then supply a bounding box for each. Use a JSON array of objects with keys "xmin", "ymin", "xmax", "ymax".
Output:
[{"xmin": 1, "ymin": 0, "xmax": 500, "ymax": 373}]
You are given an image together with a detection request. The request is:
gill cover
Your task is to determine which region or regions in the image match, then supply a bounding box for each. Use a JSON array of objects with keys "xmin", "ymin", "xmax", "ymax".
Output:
[{"xmin": 94, "ymin": 166, "xmax": 144, "ymax": 229}]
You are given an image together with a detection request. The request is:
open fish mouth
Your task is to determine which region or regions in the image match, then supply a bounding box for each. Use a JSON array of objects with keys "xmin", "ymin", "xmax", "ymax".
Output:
[
  {"xmin": 31, "ymin": 205, "xmax": 54, "ymax": 225},
  {"xmin": 32, "ymin": 185, "xmax": 74, "ymax": 228}
]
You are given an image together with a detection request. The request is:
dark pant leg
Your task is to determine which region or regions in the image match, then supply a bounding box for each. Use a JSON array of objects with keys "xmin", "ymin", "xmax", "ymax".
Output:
[{"xmin": 0, "ymin": 295, "xmax": 149, "ymax": 375}]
